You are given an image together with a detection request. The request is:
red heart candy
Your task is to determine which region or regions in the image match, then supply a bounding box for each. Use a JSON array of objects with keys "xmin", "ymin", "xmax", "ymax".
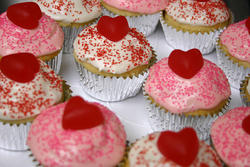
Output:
[
  {"xmin": 97, "ymin": 16, "xmax": 129, "ymax": 42},
  {"xmin": 62, "ymin": 96, "xmax": 104, "ymax": 130},
  {"xmin": 0, "ymin": 53, "xmax": 40, "ymax": 83},
  {"xmin": 7, "ymin": 2, "xmax": 42, "ymax": 29},
  {"xmin": 246, "ymin": 17, "xmax": 250, "ymax": 34},
  {"xmin": 168, "ymin": 49, "xmax": 204, "ymax": 79},
  {"xmin": 242, "ymin": 115, "xmax": 250, "ymax": 135},
  {"xmin": 157, "ymin": 128, "xmax": 199, "ymax": 166},
  {"xmin": 196, "ymin": 0, "xmax": 209, "ymax": 2}
]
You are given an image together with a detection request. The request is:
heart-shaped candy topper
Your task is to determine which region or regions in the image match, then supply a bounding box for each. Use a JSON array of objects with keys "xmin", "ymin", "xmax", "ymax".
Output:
[
  {"xmin": 246, "ymin": 17, "xmax": 250, "ymax": 34},
  {"xmin": 62, "ymin": 96, "xmax": 104, "ymax": 130},
  {"xmin": 168, "ymin": 49, "xmax": 204, "ymax": 79},
  {"xmin": 0, "ymin": 53, "xmax": 40, "ymax": 83},
  {"xmin": 242, "ymin": 115, "xmax": 250, "ymax": 135},
  {"xmin": 157, "ymin": 128, "xmax": 199, "ymax": 166},
  {"xmin": 97, "ymin": 16, "xmax": 129, "ymax": 42},
  {"xmin": 7, "ymin": 2, "xmax": 42, "ymax": 29}
]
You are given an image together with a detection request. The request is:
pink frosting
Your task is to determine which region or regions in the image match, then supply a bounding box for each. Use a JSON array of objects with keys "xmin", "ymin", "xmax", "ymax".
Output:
[
  {"xmin": 211, "ymin": 107, "xmax": 250, "ymax": 167},
  {"xmin": 27, "ymin": 102, "xmax": 126, "ymax": 167},
  {"xmin": 145, "ymin": 58, "xmax": 231, "ymax": 113},
  {"xmin": 0, "ymin": 12, "xmax": 64, "ymax": 56},
  {"xmin": 220, "ymin": 19, "xmax": 250, "ymax": 63},
  {"xmin": 102, "ymin": 0, "xmax": 168, "ymax": 14}
]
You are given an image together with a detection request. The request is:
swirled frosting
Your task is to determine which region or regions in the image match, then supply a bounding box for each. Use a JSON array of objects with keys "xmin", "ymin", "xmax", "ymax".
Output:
[
  {"xmin": 220, "ymin": 19, "xmax": 250, "ymax": 63},
  {"xmin": 27, "ymin": 102, "xmax": 126, "ymax": 167},
  {"xmin": 128, "ymin": 132, "xmax": 222, "ymax": 167},
  {"xmin": 102, "ymin": 0, "xmax": 168, "ymax": 14},
  {"xmin": 145, "ymin": 58, "xmax": 231, "ymax": 113},
  {"xmin": 0, "ymin": 12, "xmax": 64, "ymax": 57},
  {"xmin": 165, "ymin": 0, "xmax": 230, "ymax": 26},
  {"xmin": 34, "ymin": 0, "xmax": 102, "ymax": 23},
  {"xmin": 0, "ymin": 60, "xmax": 63, "ymax": 120},
  {"xmin": 74, "ymin": 24, "xmax": 153, "ymax": 74},
  {"xmin": 211, "ymin": 107, "xmax": 250, "ymax": 167}
]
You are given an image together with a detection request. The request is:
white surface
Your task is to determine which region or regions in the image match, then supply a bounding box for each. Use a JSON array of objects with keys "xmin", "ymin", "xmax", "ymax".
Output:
[{"xmin": 0, "ymin": 24, "xmax": 243, "ymax": 167}]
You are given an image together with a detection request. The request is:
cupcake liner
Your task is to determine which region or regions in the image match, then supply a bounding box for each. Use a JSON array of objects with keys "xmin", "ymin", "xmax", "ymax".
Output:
[
  {"xmin": 102, "ymin": 7, "xmax": 160, "ymax": 36},
  {"xmin": 216, "ymin": 38, "xmax": 250, "ymax": 90},
  {"xmin": 240, "ymin": 74, "xmax": 250, "ymax": 107},
  {"xmin": 142, "ymin": 83, "xmax": 230, "ymax": 141},
  {"xmin": 45, "ymin": 49, "xmax": 63, "ymax": 74}
]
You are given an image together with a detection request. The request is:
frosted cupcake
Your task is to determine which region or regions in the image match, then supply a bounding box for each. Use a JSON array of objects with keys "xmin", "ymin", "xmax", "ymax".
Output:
[
  {"xmin": 216, "ymin": 17, "xmax": 250, "ymax": 89},
  {"xmin": 0, "ymin": 53, "xmax": 70, "ymax": 151},
  {"xmin": 0, "ymin": 2, "xmax": 64, "ymax": 74},
  {"xmin": 74, "ymin": 16, "xmax": 156, "ymax": 101},
  {"xmin": 240, "ymin": 74, "xmax": 250, "ymax": 106},
  {"xmin": 101, "ymin": 0, "xmax": 168, "ymax": 36},
  {"xmin": 126, "ymin": 128, "xmax": 222, "ymax": 167},
  {"xmin": 34, "ymin": 0, "xmax": 102, "ymax": 53},
  {"xmin": 143, "ymin": 49, "xmax": 231, "ymax": 140},
  {"xmin": 161, "ymin": 0, "xmax": 231, "ymax": 54},
  {"xmin": 211, "ymin": 107, "xmax": 250, "ymax": 167},
  {"xmin": 27, "ymin": 96, "xmax": 127, "ymax": 167}
]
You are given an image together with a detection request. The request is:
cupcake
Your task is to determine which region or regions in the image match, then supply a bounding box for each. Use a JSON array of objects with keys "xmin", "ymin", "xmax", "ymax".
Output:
[
  {"xmin": 27, "ymin": 96, "xmax": 127, "ymax": 167},
  {"xmin": 0, "ymin": 2, "xmax": 64, "ymax": 74},
  {"xmin": 211, "ymin": 107, "xmax": 250, "ymax": 167},
  {"xmin": 143, "ymin": 49, "xmax": 231, "ymax": 140},
  {"xmin": 101, "ymin": 0, "xmax": 168, "ymax": 36},
  {"xmin": 74, "ymin": 16, "xmax": 156, "ymax": 102},
  {"xmin": 240, "ymin": 74, "xmax": 250, "ymax": 106},
  {"xmin": 34, "ymin": 0, "xmax": 102, "ymax": 53},
  {"xmin": 126, "ymin": 127, "xmax": 222, "ymax": 166},
  {"xmin": 161, "ymin": 0, "xmax": 231, "ymax": 54},
  {"xmin": 216, "ymin": 17, "xmax": 250, "ymax": 89},
  {"xmin": 0, "ymin": 53, "xmax": 70, "ymax": 151}
]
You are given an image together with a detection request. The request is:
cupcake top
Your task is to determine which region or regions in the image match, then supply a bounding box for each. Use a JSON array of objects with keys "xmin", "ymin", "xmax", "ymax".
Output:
[
  {"xmin": 34, "ymin": 0, "xmax": 102, "ymax": 24},
  {"xmin": 74, "ymin": 16, "xmax": 153, "ymax": 74},
  {"xmin": 145, "ymin": 49, "xmax": 231, "ymax": 113},
  {"xmin": 211, "ymin": 107, "xmax": 250, "ymax": 167},
  {"xmin": 27, "ymin": 96, "xmax": 126, "ymax": 167},
  {"xmin": 102, "ymin": 0, "xmax": 168, "ymax": 14},
  {"xmin": 220, "ymin": 18, "xmax": 250, "ymax": 63},
  {"xmin": 0, "ymin": 53, "xmax": 63, "ymax": 120},
  {"xmin": 165, "ymin": 0, "xmax": 230, "ymax": 26},
  {"xmin": 128, "ymin": 128, "xmax": 222, "ymax": 167}
]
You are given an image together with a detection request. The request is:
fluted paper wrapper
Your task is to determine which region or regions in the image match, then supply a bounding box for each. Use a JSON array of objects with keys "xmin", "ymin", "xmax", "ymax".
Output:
[
  {"xmin": 240, "ymin": 74, "xmax": 250, "ymax": 107},
  {"xmin": 45, "ymin": 49, "xmax": 63, "ymax": 74},
  {"xmin": 216, "ymin": 39, "xmax": 250, "ymax": 89},
  {"xmin": 75, "ymin": 60, "xmax": 148, "ymax": 102},
  {"xmin": 102, "ymin": 7, "xmax": 160, "ymax": 37},
  {"xmin": 142, "ymin": 84, "xmax": 230, "ymax": 141}
]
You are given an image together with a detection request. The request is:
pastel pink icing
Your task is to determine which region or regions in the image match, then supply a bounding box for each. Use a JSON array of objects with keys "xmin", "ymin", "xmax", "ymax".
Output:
[
  {"xmin": 211, "ymin": 107, "xmax": 250, "ymax": 167},
  {"xmin": 220, "ymin": 19, "xmax": 250, "ymax": 63},
  {"xmin": 102, "ymin": 0, "xmax": 168, "ymax": 14},
  {"xmin": 0, "ymin": 12, "xmax": 64, "ymax": 57},
  {"xmin": 27, "ymin": 102, "xmax": 126, "ymax": 167},
  {"xmin": 145, "ymin": 58, "xmax": 231, "ymax": 113}
]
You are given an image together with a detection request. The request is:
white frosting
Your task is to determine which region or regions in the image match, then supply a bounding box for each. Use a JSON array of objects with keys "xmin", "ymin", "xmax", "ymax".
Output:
[
  {"xmin": 74, "ymin": 25, "xmax": 153, "ymax": 74},
  {"xmin": 0, "ymin": 60, "xmax": 63, "ymax": 120},
  {"xmin": 247, "ymin": 79, "xmax": 250, "ymax": 95},
  {"xmin": 34, "ymin": 0, "xmax": 102, "ymax": 23}
]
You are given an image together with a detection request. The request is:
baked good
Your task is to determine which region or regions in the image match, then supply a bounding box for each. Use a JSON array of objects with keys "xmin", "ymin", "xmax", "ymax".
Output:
[
  {"xmin": 240, "ymin": 74, "xmax": 250, "ymax": 106},
  {"xmin": 211, "ymin": 106, "xmax": 250, "ymax": 167},
  {"xmin": 161, "ymin": 0, "xmax": 231, "ymax": 54},
  {"xmin": 143, "ymin": 48, "xmax": 231, "ymax": 140},
  {"xmin": 74, "ymin": 16, "xmax": 156, "ymax": 101},
  {"xmin": 27, "ymin": 96, "xmax": 127, "ymax": 166},
  {"xmin": 216, "ymin": 17, "xmax": 250, "ymax": 89},
  {"xmin": 0, "ymin": 2, "xmax": 64, "ymax": 73},
  {"xmin": 101, "ymin": 0, "xmax": 168, "ymax": 36}
]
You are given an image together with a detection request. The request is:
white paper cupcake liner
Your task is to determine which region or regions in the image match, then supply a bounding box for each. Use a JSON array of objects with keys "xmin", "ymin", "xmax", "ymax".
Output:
[
  {"xmin": 102, "ymin": 7, "xmax": 160, "ymax": 37},
  {"xmin": 45, "ymin": 49, "xmax": 63, "ymax": 74},
  {"xmin": 142, "ymin": 84, "xmax": 230, "ymax": 141},
  {"xmin": 75, "ymin": 60, "xmax": 149, "ymax": 102},
  {"xmin": 0, "ymin": 122, "xmax": 31, "ymax": 151},
  {"xmin": 240, "ymin": 74, "xmax": 250, "ymax": 107}
]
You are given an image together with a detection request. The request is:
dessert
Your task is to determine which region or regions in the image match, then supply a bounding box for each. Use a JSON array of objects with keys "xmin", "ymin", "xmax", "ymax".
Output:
[{"xmin": 240, "ymin": 74, "xmax": 250, "ymax": 107}]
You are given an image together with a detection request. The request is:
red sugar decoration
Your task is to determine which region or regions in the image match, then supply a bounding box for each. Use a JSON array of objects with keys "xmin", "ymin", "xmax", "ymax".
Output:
[
  {"xmin": 246, "ymin": 17, "xmax": 250, "ymax": 34},
  {"xmin": 242, "ymin": 115, "xmax": 250, "ymax": 135}
]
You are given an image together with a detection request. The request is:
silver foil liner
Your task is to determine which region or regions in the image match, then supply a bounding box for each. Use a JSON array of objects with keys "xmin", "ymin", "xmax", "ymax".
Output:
[
  {"xmin": 102, "ymin": 7, "xmax": 160, "ymax": 37},
  {"xmin": 75, "ymin": 60, "xmax": 149, "ymax": 102},
  {"xmin": 142, "ymin": 84, "xmax": 230, "ymax": 141},
  {"xmin": 216, "ymin": 38, "xmax": 250, "ymax": 90},
  {"xmin": 45, "ymin": 49, "xmax": 63, "ymax": 74},
  {"xmin": 240, "ymin": 74, "xmax": 250, "ymax": 107},
  {"xmin": 0, "ymin": 122, "xmax": 31, "ymax": 151}
]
